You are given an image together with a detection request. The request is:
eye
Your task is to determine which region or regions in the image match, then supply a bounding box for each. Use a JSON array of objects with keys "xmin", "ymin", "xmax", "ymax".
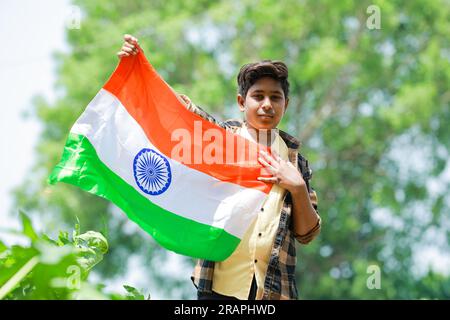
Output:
[
  {"xmin": 253, "ymin": 94, "xmax": 264, "ymax": 100},
  {"xmin": 271, "ymin": 96, "xmax": 281, "ymax": 101}
]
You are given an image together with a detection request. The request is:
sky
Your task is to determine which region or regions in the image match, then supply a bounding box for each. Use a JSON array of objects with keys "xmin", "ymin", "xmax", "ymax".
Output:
[{"xmin": 0, "ymin": 0, "xmax": 71, "ymax": 234}]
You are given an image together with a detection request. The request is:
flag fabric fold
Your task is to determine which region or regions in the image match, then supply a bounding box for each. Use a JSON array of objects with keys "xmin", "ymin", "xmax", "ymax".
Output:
[{"xmin": 49, "ymin": 48, "xmax": 271, "ymax": 261}]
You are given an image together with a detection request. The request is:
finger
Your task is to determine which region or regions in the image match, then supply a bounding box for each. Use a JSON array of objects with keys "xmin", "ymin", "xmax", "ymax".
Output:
[
  {"xmin": 123, "ymin": 34, "xmax": 138, "ymax": 44},
  {"xmin": 121, "ymin": 46, "xmax": 135, "ymax": 54},
  {"xmin": 117, "ymin": 51, "xmax": 130, "ymax": 58},
  {"xmin": 123, "ymin": 42, "xmax": 136, "ymax": 50},
  {"xmin": 260, "ymin": 150, "xmax": 279, "ymax": 168},
  {"xmin": 123, "ymin": 43, "xmax": 139, "ymax": 54},
  {"xmin": 257, "ymin": 176, "xmax": 278, "ymax": 183},
  {"xmin": 258, "ymin": 156, "xmax": 276, "ymax": 173},
  {"xmin": 260, "ymin": 150, "xmax": 275, "ymax": 163},
  {"xmin": 271, "ymin": 149, "xmax": 282, "ymax": 162}
]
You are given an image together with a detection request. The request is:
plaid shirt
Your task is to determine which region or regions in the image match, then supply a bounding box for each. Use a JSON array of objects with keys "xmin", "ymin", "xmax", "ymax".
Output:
[{"xmin": 184, "ymin": 102, "xmax": 321, "ymax": 300}]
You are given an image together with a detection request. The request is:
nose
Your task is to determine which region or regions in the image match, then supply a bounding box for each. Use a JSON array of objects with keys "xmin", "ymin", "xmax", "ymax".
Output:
[{"xmin": 261, "ymin": 97, "xmax": 272, "ymax": 110}]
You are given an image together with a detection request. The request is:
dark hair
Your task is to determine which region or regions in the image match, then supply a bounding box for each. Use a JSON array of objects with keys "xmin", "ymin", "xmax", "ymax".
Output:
[{"xmin": 237, "ymin": 60, "xmax": 290, "ymax": 98}]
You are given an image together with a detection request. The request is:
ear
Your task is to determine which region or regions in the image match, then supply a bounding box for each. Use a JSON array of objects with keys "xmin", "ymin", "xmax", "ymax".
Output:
[
  {"xmin": 237, "ymin": 94, "xmax": 246, "ymax": 112},
  {"xmin": 284, "ymin": 97, "xmax": 289, "ymax": 114}
]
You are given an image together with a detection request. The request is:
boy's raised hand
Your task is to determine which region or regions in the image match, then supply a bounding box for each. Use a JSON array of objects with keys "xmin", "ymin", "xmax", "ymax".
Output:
[
  {"xmin": 117, "ymin": 34, "xmax": 139, "ymax": 58},
  {"xmin": 116, "ymin": 35, "xmax": 193, "ymax": 111}
]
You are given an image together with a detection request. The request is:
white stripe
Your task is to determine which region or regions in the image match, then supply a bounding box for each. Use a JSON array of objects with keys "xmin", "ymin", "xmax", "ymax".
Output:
[{"xmin": 71, "ymin": 89, "xmax": 266, "ymax": 238}]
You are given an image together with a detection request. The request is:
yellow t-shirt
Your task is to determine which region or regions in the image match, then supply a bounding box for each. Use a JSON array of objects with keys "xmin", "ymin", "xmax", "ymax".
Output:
[{"xmin": 212, "ymin": 126, "xmax": 289, "ymax": 300}]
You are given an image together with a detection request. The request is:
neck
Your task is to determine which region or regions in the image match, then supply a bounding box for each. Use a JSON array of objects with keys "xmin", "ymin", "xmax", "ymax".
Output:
[{"xmin": 245, "ymin": 122, "xmax": 276, "ymax": 146}]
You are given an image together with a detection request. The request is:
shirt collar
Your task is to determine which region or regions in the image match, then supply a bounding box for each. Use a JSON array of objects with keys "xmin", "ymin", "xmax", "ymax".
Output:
[{"xmin": 223, "ymin": 119, "xmax": 301, "ymax": 151}]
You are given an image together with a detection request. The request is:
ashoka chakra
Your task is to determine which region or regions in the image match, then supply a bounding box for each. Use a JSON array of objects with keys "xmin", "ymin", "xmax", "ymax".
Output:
[{"xmin": 133, "ymin": 148, "xmax": 172, "ymax": 195}]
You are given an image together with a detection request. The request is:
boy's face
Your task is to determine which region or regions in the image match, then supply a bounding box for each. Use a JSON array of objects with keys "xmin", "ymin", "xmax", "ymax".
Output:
[{"xmin": 237, "ymin": 77, "xmax": 288, "ymax": 130}]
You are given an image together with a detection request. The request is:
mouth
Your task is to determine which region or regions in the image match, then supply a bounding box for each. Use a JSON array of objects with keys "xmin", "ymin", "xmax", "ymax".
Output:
[{"xmin": 258, "ymin": 115, "xmax": 274, "ymax": 119}]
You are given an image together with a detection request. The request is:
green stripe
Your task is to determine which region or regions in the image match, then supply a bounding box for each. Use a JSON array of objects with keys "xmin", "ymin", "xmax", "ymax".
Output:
[{"xmin": 48, "ymin": 133, "xmax": 240, "ymax": 261}]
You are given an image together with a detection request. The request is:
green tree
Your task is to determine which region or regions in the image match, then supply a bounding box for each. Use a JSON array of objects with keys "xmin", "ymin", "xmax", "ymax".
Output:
[{"xmin": 13, "ymin": 0, "xmax": 450, "ymax": 299}]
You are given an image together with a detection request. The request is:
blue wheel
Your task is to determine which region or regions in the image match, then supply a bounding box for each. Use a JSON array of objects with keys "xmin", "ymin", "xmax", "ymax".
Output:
[{"xmin": 133, "ymin": 148, "xmax": 172, "ymax": 195}]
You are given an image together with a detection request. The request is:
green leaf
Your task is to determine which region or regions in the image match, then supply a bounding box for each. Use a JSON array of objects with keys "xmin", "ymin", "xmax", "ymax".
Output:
[
  {"xmin": 19, "ymin": 210, "xmax": 38, "ymax": 242},
  {"xmin": 0, "ymin": 255, "xmax": 39, "ymax": 300},
  {"xmin": 123, "ymin": 285, "xmax": 145, "ymax": 300},
  {"xmin": 41, "ymin": 234, "xmax": 59, "ymax": 245},
  {"xmin": 0, "ymin": 245, "xmax": 38, "ymax": 288},
  {"xmin": 73, "ymin": 231, "xmax": 109, "ymax": 273},
  {"xmin": 0, "ymin": 240, "xmax": 6, "ymax": 254},
  {"xmin": 75, "ymin": 231, "xmax": 108, "ymax": 254},
  {"xmin": 58, "ymin": 231, "xmax": 70, "ymax": 246},
  {"xmin": 74, "ymin": 216, "xmax": 81, "ymax": 237}
]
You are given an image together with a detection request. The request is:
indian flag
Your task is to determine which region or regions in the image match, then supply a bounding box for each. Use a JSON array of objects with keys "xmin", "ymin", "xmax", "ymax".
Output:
[{"xmin": 49, "ymin": 47, "xmax": 272, "ymax": 261}]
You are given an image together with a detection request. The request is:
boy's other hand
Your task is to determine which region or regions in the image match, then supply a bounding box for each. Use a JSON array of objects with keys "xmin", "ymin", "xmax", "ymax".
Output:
[
  {"xmin": 257, "ymin": 150, "xmax": 306, "ymax": 193},
  {"xmin": 117, "ymin": 34, "xmax": 139, "ymax": 58}
]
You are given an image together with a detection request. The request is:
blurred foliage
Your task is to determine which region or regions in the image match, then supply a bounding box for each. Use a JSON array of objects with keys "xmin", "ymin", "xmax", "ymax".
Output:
[
  {"xmin": 11, "ymin": 0, "xmax": 450, "ymax": 299},
  {"xmin": 0, "ymin": 212, "xmax": 147, "ymax": 300}
]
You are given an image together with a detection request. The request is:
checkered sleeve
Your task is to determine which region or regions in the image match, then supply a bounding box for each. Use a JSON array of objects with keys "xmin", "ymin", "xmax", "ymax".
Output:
[
  {"xmin": 178, "ymin": 94, "xmax": 228, "ymax": 129},
  {"xmin": 295, "ymin": 155, "xmax": 322, "ymax": 244},
  {"xmin": 190, "ymin": 259, "xmax": 215, "ymax": 293}
]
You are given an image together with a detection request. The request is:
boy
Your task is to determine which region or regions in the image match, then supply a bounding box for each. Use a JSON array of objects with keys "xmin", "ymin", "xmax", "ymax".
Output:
[{"xmin": 118, "ymin": 34, "xmax": 321, "ymax": 300}]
